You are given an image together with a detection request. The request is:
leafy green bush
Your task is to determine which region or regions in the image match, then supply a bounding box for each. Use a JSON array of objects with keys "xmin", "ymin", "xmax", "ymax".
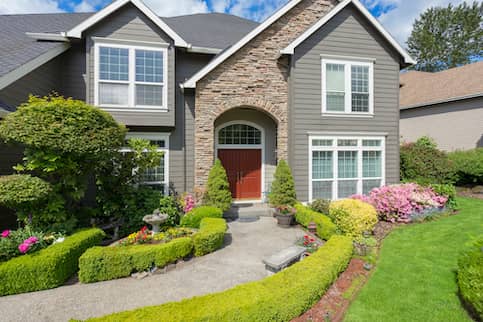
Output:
[
  {"xmin": 430, "ymin": 183, "xmax": 458, "ymax": 210},
  {"xmin": 180, "ymin": 206, "xmax": 223, "ymax": 229},
  {"xmin": 158, "ymin": 196, "xmax": 181, "ymax": 228},
  {"xmin": 0, "ymin": 226, "xmax": 51, "ymax": 262},
  {"xmin": 294, "ymin": 203, "xmax": 337, "ymax": 240},
  {"xmin": 457, "ymin": 235, "xmax": 483, "ymax": 320},
  {"xmin": 310, "ymin": 199, "xmax": 331, "ymax": 215},
  {"xmin": 400, "ymin": 138, "xmax": 455, "ymax": 184},
  {"xmin": 449, "ymin": 148, "xmax": 483, "ymax": 185},
  {"xmin": 268, "ymin": 160, "xmax": 297, "ymax": 207},
  {"xmin": 329, "ymin": 199, "xmax": 378, "ymax": 238},
  {"xmin": 0, "ymin": 228, "xmax": 104, "ymax": 296},
  {"xmin": 82, "ymin": 235, "xmax": 353, "ymax": 322},
  {"xmin": 193, "ymin": 218, "xmax": 227, "ymax": 256},
  {"xmin": 79, "ymin": 237, "xmax": 193, "ymax": 283},
  {"xmin": 203, "ymin": 159, "xmax": 232, "ymax": 212}
]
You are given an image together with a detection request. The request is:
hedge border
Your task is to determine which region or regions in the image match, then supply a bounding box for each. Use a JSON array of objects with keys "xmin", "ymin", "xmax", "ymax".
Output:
[
  {"xmin": 294, "ymin": 203, "xmax": 337, "ymax": 240},
  {"xmin": 180, "ymin": 206, "xmax": 223, "ymax": 228},
  {"xmin": 83, "ymin": 235, "xmax": 353, "ymax": 322},
  {"xmin": 193, "ymin": 218, "xmax": 227, "ymax": 257},
  {"xmin": 0, "ymin": 228, "xmax": 105, "ymax": 296}
]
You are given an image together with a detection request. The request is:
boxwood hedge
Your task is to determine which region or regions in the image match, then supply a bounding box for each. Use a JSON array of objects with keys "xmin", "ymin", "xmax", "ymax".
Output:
[
  {"xmin": 193, "ymin": 218, "xmax": 227, "ymax": 257},
  {"xmin": 180, "ymin": 206, "xmax": 223, "ymax": 228},
  {"xmin": 82, "ymin": 235, "xmax": 353, "ymax": 322},
  {"xmin": 78, "ymin": 237, "xmax": 193, "ymax": 283},
  {"xmin": 294, "ymin": 203, "xmax": 337, "ymax": 240},
  {"xmin": 0, "ymin": 228, "xmax": 104, "ymax": 296}
]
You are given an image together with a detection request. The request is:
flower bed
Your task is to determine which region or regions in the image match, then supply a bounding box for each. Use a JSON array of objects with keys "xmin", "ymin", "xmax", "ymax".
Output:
[
  {"xmin": 117, "ymin": 226, "xmax": 194, "ymax": 246},
  {"xmin": 0, "ymin": 228, "xmax": 104, "ymax": 296},
  {"xmin": 352, "ymin": 183, "xmax": 448, "ymax": 223},
  {"xmin": 79, "ymin": 235, "xmax": 353, "ymax": 322}
]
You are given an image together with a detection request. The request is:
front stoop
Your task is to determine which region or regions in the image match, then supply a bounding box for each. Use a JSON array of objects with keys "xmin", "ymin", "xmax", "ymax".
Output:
[{"xmin": 225, "ymin": 203, "xmax": 273, "ymax": 222}]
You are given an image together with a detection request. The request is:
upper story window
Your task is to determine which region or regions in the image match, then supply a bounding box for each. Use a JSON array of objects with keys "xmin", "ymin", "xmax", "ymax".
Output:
[
  {"xmin": 321, "ymin": 58, "xmax": 374, "ymax": 116},
  {"xmin": 95, "ymin": 41, "xmax": 167, "ymax": 110}
]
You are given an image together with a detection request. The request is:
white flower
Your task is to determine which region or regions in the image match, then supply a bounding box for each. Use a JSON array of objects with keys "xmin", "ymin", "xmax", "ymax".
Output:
[{"xmin": 53, "ymin": 237, "xmax": 65, "ymax": 244}]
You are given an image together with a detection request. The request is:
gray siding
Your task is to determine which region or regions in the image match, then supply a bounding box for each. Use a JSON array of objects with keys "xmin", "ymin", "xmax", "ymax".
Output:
[
  {"xmin": 61, "ymin": 41, "xmax": 87, "ymax": 101},
  {"xmin": 290, "ymin": 4, "xmax": 402, "ymax": 202},
  {"xmin": 400, "ymin": 97, "xmax": 483, "ymax": 151},
  {"xmin": 85, "ymin": 3, "xmax": 175, "ymax": 127}
]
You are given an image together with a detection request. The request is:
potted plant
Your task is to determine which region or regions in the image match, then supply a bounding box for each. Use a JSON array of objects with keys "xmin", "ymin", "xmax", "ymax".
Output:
[{"xmin": 275, "ymin": 205, "xmax": 296, "ymax": 228}]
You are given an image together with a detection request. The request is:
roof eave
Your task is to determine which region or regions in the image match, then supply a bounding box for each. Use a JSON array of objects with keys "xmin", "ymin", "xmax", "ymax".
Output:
[{"xmin": 401, "ymin": 92, "xmax": 483, "ymax": 110}]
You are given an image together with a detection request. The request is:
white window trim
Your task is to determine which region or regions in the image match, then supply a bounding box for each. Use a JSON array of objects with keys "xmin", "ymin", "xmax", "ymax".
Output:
[
  {"xmin": 321, "ymin": 58, "xmax": 374, "ymax": 116},
  {"xmin": 94, "ymin": 41, "xmax": 168, "ymax": 112},
  {"xmin": 308, "ymin": 135, "xmax": 385, "ymax": 202},
  {"xmin": 124, "ymin": 132, "xmax": 170, "ymax": 195}
]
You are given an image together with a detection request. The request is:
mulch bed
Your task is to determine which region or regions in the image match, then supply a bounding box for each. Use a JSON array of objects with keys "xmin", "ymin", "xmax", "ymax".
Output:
[{"xmin": 291, "ymin": 258, "xmax": 371, "ymax": 322}]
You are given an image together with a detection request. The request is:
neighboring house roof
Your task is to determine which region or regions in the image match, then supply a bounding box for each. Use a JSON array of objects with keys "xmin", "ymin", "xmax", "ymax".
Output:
[
  {"xmin": 400, "ymin": 61, "xmax": 483, "ymax": 109},
  {"xmin": 183, "ymin": 0, "xmax": 415, "ymax": 89}
]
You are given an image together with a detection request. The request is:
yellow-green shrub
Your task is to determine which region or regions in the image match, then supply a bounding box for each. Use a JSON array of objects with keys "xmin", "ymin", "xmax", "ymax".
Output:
[
  {"xmin": 329, "ymin": 199, "xmax": 378, "ymax": 238},
  {"xmin": 294, "ymin": 203, "xmax": 336, "ymax": 240},
  {"xmin": 193, "ymin": 218, "xmax": 227, "ymax": 256},
  {"xmin": 82, "ymin": 235, "xmax": 353, "ymax": 322}
]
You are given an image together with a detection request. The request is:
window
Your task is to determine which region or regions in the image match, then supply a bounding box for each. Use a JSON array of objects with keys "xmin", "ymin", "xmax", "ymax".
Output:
[
  {"xmin": 218, "ymin": 124, "xmax": 262, "ymax": 145},
  {"xmin": 322, "ymin": 59, "xmax": 373, "ymax": 115},
  {"xmin": 309, "ymin": 136, "xmax": 385, "ymax": 201},
  {"xmin": 124, "ymin": 133, "xmax": 169, "ymax": 195},
  {"xmin": 95, "ymin": 41, "xmax": 167, "ymax": 110}
]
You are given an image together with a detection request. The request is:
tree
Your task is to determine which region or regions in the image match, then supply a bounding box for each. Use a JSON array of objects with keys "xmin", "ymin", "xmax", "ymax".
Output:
[
  {"xmin": 203, "ymin": 159, "xmax": 232, "ymax": 212},
  {"xmin": 268, "ymin": 160, "xmax": 297, "ymax": 207},
  {"xmin": 407, "ymin": 2, "xmax": 482, "ymax": 72}
]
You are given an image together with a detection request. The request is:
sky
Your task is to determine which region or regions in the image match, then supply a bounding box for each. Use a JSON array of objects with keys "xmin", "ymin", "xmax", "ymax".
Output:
[{"xmin": 0, "ymin": 0, "xmax": 469, "ymax": 47}]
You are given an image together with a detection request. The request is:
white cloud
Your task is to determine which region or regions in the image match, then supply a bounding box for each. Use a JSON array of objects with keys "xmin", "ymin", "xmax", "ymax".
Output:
[
  {"xmin": 0, "ymin": 0, "xmax": 62, "ymax": 14},
  {"xmin": 376, "ymin": 0, "xmax": 467, "ymax": 47},
  {"xmin": 143, "ymin": 0, "xmax": 209, "ymax": 16},
  {"xmin": 74, "ymin": 1, "xmax": 95, "ymax": 12}
]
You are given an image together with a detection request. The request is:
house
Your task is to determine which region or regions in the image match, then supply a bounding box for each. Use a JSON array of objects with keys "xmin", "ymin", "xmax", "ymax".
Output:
[
  {"xmin": 0, "ymin": 0, "xmax": 414, "ymax": 204},
  {"xmin": 400, "ymin": 62, "xmax": 483, "ymax": 151}
]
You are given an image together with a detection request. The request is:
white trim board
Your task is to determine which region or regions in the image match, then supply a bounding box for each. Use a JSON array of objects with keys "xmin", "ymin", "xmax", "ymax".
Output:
[
  {"xmin": 66, "ymin": 0, "xmax": 189, "ymax": 48},
  {"xmin": 0, "ymin": 43, "xmax": 70, "ymax": 91},
  {"xmin": 281, "ymin": 0, "xmax": 416, "ymax": 65}
]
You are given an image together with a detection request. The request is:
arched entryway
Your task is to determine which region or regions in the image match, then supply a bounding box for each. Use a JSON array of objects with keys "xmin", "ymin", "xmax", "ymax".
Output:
[{"xmin": 215, "ymin": 108, "xmax": 277, "ymax": 202}]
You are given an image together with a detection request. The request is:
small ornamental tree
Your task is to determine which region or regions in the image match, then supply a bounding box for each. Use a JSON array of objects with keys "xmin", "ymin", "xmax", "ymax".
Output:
[
  {"xmin": 203, "ymin": 159, "xmax": 232, "ymax": 212},
  {"xmin": 268, "ymin": 160, "xmax": 297, "ymax": 207}
]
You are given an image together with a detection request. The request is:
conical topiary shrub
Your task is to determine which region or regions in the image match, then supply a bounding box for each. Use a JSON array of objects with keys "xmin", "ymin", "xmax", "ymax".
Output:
[
  {"xmin": 203, "ymin": 159, "xmax": 232, "ymax": 212},
  {"xmin": 268, "ymin": 160, "xmax": 297, "ymax": 207}
]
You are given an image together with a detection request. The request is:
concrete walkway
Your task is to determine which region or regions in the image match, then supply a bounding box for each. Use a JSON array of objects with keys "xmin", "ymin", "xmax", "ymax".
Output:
[{"xmin": 0, "ymin": 217, "xmax": 305, "ymax": 322}]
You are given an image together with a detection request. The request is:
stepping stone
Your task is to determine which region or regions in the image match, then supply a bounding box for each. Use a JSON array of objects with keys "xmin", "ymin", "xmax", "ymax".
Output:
[{"xmin": 263, "ymin": 245, "xmax": 306, "ymax": 273}]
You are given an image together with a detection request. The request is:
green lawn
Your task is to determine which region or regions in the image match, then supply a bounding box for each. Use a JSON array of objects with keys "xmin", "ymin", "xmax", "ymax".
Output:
[{"xmin": 345, "ymin": 197, "xmax": 483, "ymax": 322}]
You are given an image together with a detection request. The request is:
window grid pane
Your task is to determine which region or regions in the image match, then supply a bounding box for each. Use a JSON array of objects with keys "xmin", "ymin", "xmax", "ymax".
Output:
[
  {"xmin": 363, "ymin": 140, "xmax": 381, "ymax": 147},
  {"xmin": 338, "ymin": 180, "xmax": 358, "ymax": 198},
  {"xmin": 99, "ymin": 47, "xmax": 129, "ymax": 81},
  {"xmin": 326, "ymin": 63, "xmax": 345, "ymax": 112},
  {"xmin": 363, "ymin": 179, "xmax": 381, "ymax": 194},
  {"xmin": 99, "ymin": 83, "xmax": 129, "ymax": 105},
  {"xmin": 313, "ymin": 181, "xmax": 333, "ymax": 200},
  {"xmin": 351, "ymin": 65, "xmax": 369, "ymax": 112},
  {"xmin": 142, "ymin": 154, "xmax": 165, "ymax": 183},
  {"xmin": 136, "ymin": 84, "xmax": 163, "ymax": 106},
  {"xmin": 312, "ymin": 139, "xmax": 333, "ymax": 147},
  {"xmin": 312, "ymin": 151, "xmax": 333, "ymax": 179},
  {"xmin": 363, "ymin": 151, "xmax": 382, "ymax": 177},
  {"xmin": 135, "ymin": 50, "xmax": 163, "ymax": 83},
  {"xmin": 218, "ymin": 124, "xmax": 261, "ymax": 145},
  {"xmin": 338, "ymin": 151, "xmax": 358, "ymax": 178},
  {"xmin": 338, "ymin": 139, "xmax": 358, "ymax": 147}
]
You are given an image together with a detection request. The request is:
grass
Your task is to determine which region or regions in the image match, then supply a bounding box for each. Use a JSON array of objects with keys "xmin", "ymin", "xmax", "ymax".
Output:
[{"xmin": 344, "ymin": 197, "xmax": 483, "ymax": 322}]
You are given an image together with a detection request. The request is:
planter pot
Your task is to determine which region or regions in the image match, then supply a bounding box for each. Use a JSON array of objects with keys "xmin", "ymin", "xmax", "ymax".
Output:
[{"xmin": 276, "ymin": 214, "xmax": 294, "ymax": 228}]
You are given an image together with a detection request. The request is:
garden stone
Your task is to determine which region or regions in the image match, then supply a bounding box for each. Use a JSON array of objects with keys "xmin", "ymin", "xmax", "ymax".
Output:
[
  {"xmin": 263, "ymin": 245, "xmax": 306, "ymax": 273},
  {"xmin": 131, "ymin": 272, "xmax": 149, "ymax": 280}
]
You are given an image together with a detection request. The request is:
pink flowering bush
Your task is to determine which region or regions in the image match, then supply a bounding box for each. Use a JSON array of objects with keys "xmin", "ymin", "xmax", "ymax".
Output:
[
  {"xmin": 352, "ymin": 183, "xmax": 448, "ymax": 223},
  {"xmin": 0, "ymin": 227, "xmax": 61, "ymax": 262},
  {"xmin": 183, "ymin": 194, "xmax": 195, "ymax": 214}
]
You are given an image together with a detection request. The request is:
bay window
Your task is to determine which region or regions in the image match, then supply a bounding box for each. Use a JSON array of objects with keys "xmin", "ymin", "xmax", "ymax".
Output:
[
  {"xmin": 322, "ymin": 58, "xmax": 373, "ymax": 115},
  {"xmin": 95, "ymin": 41, "xmax": 167, "ymax": 110},
  {"xmin": 309, "ymin": 136, "xmax": 385, "ymax": 201}
]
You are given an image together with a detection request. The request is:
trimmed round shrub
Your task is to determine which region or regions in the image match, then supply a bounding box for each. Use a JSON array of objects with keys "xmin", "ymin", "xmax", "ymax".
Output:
[
  {"xmin": 457, "ymin": 236, "xmax": 483, "ymax": 320},
  {"xmin": 310, "ymin": 199, "xmax": 331, "ymax": 215},
  {"xmin": 268, "ymin": 160, "xmax": 297, "ymax": 207},
  {"xmin": 329, "ymin": 199, "xmax": 378, "ymax": 238},
  {"xmin": 0, "ymin": 175, "xmax": 51, "ymax": 209},
  {"xmin": 180, "ymin": 206, "xmax": 223, "ymax": 228},
  {"xmin": 449, "ymin": 148, "xmax": 483, "ymax": 185},
  {"xmin": 203, "ymin": 159, "xmax": 232, "ymax": 212}
]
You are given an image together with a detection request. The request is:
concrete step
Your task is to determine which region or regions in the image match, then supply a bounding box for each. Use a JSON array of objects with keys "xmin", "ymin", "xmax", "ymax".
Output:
[{"xmin": 225, "ymin": 203, "xmax": 273, "ymax": 221}]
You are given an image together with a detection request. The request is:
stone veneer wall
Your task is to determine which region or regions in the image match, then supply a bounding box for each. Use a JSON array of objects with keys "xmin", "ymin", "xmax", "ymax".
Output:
[{"xmin": 194, "ymin": 0, "xmax": 337, "ymax": 189}]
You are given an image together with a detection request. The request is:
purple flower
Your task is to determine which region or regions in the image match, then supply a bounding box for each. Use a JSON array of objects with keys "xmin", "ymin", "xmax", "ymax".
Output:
[
  {"xmin": 25, "ymin": 236, "xmax": 39, "ymax": 245},
  {"xmin": 18, "ymin": 243, "xmax": 30, "ymax": 254},
  {"xmin": 1, "ymin": 230, "xmax": 10, "ymax": 238}
]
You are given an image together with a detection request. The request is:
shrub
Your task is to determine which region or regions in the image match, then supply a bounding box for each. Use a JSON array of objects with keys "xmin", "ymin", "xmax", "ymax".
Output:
[
  {"xmin": 294, "ymin": 204, "xmax": 337, "ymax": 240},
  {"xmin": 158, "ymin": 196, "xmax": 181, "ymax": 228},
  {"xmin": 329, "ymin": 199, "xmax": 378, "ymax": 238},
  {"xmin": 457, "ymin": 236, "xmax": 483, "ymax": 320},
  {"xmin": 0, "ymin": 228, "xmax": 104, "ymax": 296},
  {"xmin": 449, "ymin": 148, "xmax": 483, "ymax": 185},
  {"xmin": 203, "ymin": 159, "xmax": 232, "ymax": 212},
  {"xmin": 310, "ymin": 199, "xmax": 331, "ymax": 215},
  {"xmin": 78, "ymin": 237, "xmax": 193, "ymax": 283},
  {"xmin": 352, "ymin": 183, "xmax": 448, "ymax": 223},
  {"xmin": 0, "ymin": 226, "xmax": 51, "ymax": 262},
  {"xmin": 180, "ymin": 206, "xmax": 223, "ymax": 229},
  {"xmin": 400, "ymin": 138, "xmax": 455, "ymax": 184},
  {"xmin": 268, "ymin": 160, "xmax": 297, "ymax": 207},
  {"xmin": 82, "ymin": 235, "xmax": 353, "ymax": 322},
  {"xmin": 193, "ymin": 218, "xmax": 227, "ymax": 256},
  {"xmin": 430, "ymin": 183, "xmax": 458, "ymax": 210}
]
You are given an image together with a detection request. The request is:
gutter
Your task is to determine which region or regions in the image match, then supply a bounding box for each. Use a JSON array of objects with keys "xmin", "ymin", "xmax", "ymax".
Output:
[
  {"xmin": 187, "ymin": 46, "xmax": 222, "ymax": 55},
  {"xmin": 25, "ymin": 32, "xmax": 69, "ymax": 42},
  {"xmin": 400, "ymin": 93, "xmax": 483, "ymax": 110}
]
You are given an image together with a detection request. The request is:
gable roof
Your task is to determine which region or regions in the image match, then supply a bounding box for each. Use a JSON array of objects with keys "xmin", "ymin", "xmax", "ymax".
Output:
[
  {"xmin": 281, "ymin": 0, "xmax": 415, "ymax": 65},
  {"xmin": 400, "ymin": 61, "xmax": 483, "ymax": 109},
  {"xmin": 183, "ymin": 0, "xmax": 415, "ymax": 89},
  {"xmin": 66, "ymin": 0, "xmax": 188, "ymax": 47}
]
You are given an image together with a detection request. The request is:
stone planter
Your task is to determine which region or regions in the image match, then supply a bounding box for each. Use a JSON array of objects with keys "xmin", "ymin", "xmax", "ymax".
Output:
[{"xmin": 276, "ymin": 214, "xmax": 294, "ymax": 228}]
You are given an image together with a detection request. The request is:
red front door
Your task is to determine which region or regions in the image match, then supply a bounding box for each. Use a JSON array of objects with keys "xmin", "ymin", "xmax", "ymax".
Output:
[{"xmin": 218, "ymin": 149, "xmax": 262, "ymax": 200}]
